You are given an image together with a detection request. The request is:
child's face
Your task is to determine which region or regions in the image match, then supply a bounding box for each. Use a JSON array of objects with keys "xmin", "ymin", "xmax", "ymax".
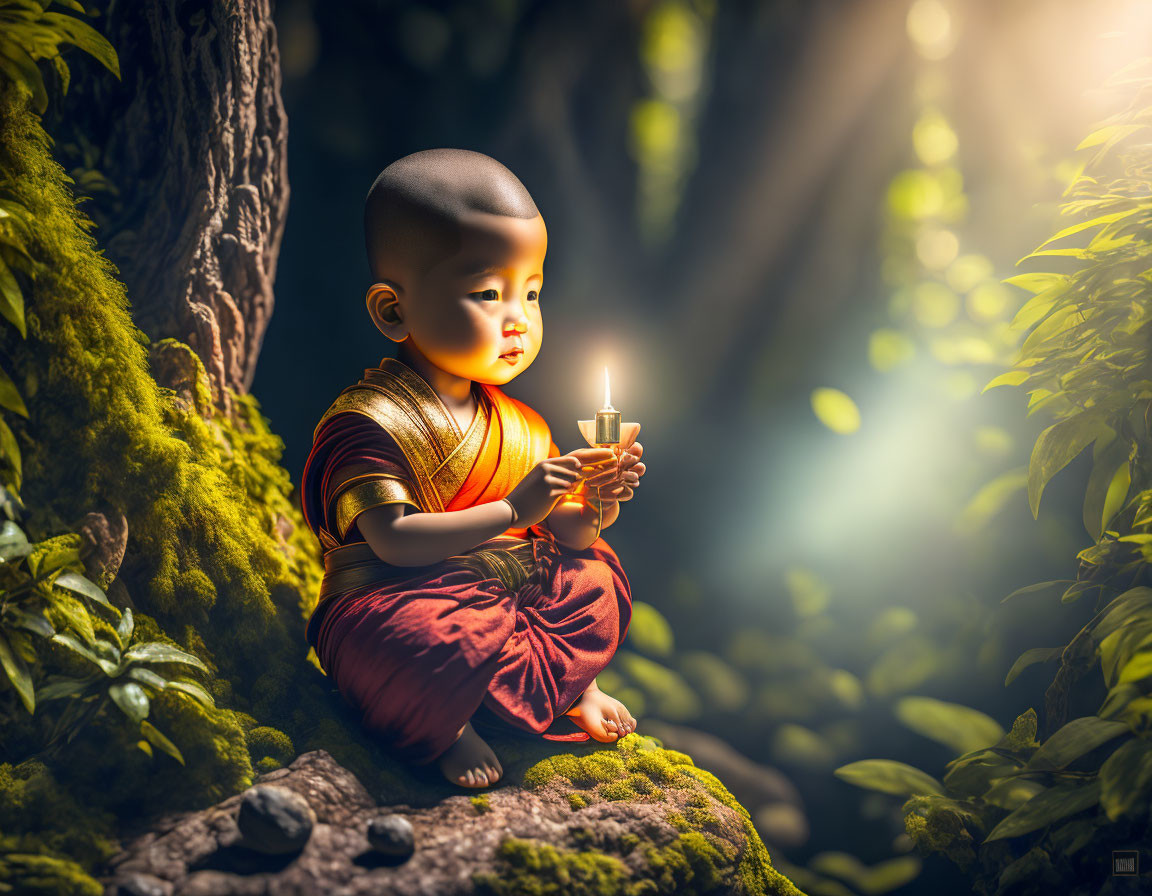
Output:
[{"xmin": 399, "ymin": 210, "xmax": 547, "ymax": 385}]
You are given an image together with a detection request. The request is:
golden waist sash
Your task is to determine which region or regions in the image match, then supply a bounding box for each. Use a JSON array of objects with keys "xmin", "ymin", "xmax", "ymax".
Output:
[{"xmin": 316, "ymin": 537, "xmax": 536, "ymax": 604}]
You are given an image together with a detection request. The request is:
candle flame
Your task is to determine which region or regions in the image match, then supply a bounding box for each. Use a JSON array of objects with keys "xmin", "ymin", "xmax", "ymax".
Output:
[{"xmin": 603, "ymin": 366, "xmax": 613, "ymax": 410}]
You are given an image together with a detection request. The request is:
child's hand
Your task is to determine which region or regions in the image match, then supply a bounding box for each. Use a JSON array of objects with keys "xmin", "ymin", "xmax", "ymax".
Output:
[
  {"xmin": 506, "ymin": 448, "xmax": 616, "ymax": 528},
  {"xmin": 601, "ymin": 442, "xmax": 645, "ymax": 505}
]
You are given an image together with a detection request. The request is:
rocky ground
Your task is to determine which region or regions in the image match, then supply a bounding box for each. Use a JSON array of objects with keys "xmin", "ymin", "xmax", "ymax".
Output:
[{"xmin": 100, "ymin": 736, "xmax": 807, "ymax": 896}]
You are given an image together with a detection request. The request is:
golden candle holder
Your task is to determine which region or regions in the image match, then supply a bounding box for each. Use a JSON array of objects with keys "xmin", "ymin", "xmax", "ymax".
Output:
[{"xmin": 571, "ymin": 368, "xmax": 640, "ymax": 539}]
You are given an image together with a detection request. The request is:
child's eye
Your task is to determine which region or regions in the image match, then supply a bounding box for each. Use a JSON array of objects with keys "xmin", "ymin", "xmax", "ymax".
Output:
[
  {"xmin": 527, "ymin": 290, "xmax": 539, "ymax": 302},
  {"xmin": 471, "ymin": 289, "xmax": 499, "ymax": 301}
]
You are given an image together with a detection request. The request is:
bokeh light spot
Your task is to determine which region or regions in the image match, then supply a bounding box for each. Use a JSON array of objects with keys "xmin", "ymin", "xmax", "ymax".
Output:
[
  {"xmin": 811, "ymin": 388, "xmax": 862, "ymax": 434},
  {"xmin": 868, "ymin": 328, "xmax": 917, "ymax": 371},
  {"xmin": 907, "ymin": 0, "xmax": 955, "ymax": 60},
  {"xmin": 912, "ymin": 110, "xmax": 958, "ymax": 165},
  {"xmin": 912, "ymin": 283, "xmax": 960, "ymax": 328},
  {"xmin": 916, "ymin": 228, "xmax": 960, "ymax": 269}
]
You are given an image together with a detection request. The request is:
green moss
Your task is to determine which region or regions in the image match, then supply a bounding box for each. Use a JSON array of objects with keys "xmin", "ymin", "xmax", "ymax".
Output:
[
  {"xmin": 0, "ymin": 82, "xmax": 323, "ymax": 744},
  {"xmin": 677, "ymin": 764, "xmax": 805, "ymax": 896},
  {"xmin": 0, "ymin": 847, "xmax": 104, "ymax": 896},
  {"xmin": 247, "ymin": 725, "xmax": 295, "ymax": 766},
  {"xmin": 640, "ymin": 831, "xmax": 733, "ymax": 894},
  {"xmin": 686, "ymin": 806, "xmax": 720, "ymax": 828},
  {"xmin": 0, "ymin": 761, "xmax": 119, "ymax": 870},
  {"xmin": 518, "ymin": 735, "xmax": 803, "ymax": 895},
  {"xmin": 473, "ymin": 837, "xmax": 630, "ymax": 895},
  {"xmin": 256, "ymin": 756, "xmax": 282, "ymax": 773},
  {"xmin": 568, "ymin": 792, "xmax": 590, "ymax": 810},
  {"xmin": 471, "ymin": 793, "xmax": 492, "ymax": 814}
]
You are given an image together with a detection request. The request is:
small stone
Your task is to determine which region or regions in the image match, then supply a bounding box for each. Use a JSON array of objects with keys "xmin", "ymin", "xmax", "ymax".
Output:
[
  {"xmin": 236, "ymin": 784, "xmax": 315, "ymax": 855},
  {"xmin": 366, "ymin": 814, "xmax": 415, "ymax": 858},
  {"xmin": 113, "ymin": 872, "xmax": 173, "ymax": 896}
]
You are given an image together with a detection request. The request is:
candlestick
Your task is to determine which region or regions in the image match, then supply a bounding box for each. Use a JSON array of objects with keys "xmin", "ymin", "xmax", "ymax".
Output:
[{"xmin": 595, "ymin": 367, "xmax": 621, "ymax": 445}]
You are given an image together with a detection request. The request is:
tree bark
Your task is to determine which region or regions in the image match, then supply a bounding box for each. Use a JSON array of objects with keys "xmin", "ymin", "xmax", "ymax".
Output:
[{"xmin": 67, "ymin": 0, "xmax": 288, "ymax": 414}]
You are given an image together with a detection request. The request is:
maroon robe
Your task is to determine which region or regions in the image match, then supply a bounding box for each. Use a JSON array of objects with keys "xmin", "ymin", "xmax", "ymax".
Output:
[{"xmin": 301, "ymin": 360, "xmax": 632, "ymax": 764}]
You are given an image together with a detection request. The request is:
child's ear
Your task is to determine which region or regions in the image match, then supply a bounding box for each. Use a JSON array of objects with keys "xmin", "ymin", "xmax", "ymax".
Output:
[{"xmin": 366, "ymin": 282, "xmax": 408, "ymax": 342}]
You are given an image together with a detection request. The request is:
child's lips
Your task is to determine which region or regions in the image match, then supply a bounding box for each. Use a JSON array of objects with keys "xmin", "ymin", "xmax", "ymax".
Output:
[{"xmin": 499, "ymin": 346, "xmax": 524, "ymax": 363}]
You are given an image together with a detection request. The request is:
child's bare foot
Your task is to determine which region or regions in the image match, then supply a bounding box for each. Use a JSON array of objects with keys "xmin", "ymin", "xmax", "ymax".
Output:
[
  {"xmin": 564, "ymin": 681, "xmax": 637, "ymax": 743},
  {"xmin": 436, "ymin": 721, "xmax": 503, "ymax": 788}
]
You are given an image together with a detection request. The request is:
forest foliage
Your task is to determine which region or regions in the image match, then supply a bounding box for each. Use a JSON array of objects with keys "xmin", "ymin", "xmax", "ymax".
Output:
[{"xmin": 835, "ymin": 59, "xmax": 1152, "ymax": 895}]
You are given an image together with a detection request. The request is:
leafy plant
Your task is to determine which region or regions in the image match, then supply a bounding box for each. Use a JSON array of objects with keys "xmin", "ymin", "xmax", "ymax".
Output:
[
  {"xmin": 0, "ymin": 518, "xmax": 106, "ymax": 714},
  {"xmin": 0, "ymin": 0, "xmax": 118, "ymax": 115},
  {"xmin": 38, "ymin": 604, "xmax": 215, "ymax": 765},
  {"xmin": 836, "ymin": 60, "xmax": 1152, "ymax": 895}
]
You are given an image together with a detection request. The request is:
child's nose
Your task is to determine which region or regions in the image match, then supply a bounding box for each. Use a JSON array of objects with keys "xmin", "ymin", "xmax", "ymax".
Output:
[{"xmin": 503, "ymin": 320, "xmax": 527, "ymax": 335}]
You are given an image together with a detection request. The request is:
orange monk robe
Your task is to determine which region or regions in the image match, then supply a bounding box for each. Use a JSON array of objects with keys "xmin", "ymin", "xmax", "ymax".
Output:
[{"xmin": 300, "ymin": 359, "xmax": 632, "ymax": 764}]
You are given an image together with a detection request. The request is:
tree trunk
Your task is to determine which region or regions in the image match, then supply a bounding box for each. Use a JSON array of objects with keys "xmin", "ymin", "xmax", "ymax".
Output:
[{"xmin": 65, "ymin": 0, "xmax": 288, "ymax": 414}]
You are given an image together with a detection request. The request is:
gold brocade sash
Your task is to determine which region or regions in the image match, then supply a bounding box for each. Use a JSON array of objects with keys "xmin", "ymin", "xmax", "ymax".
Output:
[
  {"xmin": 316, "ymin": 538, "xmax": 535, "ymax": 603},
  {"xmin": 313, "ymin": 358, "xmax": 489, "ymax": 514}
]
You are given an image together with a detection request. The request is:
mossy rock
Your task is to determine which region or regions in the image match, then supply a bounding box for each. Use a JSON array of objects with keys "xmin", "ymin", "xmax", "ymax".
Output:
[{"xmin": 104, "ymin": 741, "xmax": 807, "ymax": 896}]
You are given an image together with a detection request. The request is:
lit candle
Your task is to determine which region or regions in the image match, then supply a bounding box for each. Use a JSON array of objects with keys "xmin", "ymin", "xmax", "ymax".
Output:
[{"xmin": 595, "ymin": 366, "xmax": 621, "ymax": 445}]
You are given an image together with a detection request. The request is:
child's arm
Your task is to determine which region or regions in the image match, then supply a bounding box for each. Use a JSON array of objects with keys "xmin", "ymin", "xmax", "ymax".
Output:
[{"xmin": 357, "ymin": 448, "xmax": 617, "ymax": 566}]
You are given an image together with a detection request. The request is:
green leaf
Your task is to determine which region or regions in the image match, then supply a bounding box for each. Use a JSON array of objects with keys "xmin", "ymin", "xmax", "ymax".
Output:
[
  {"xmin": 0, "ymin": 518, "xmax": 29, "ymax": 562},
  {"xmin": 116, "ymin": 606, "xmax": 134, "ymax": 645},
  {"xmin": 1000, "ymin": 580, "xmax": 1074, "ymax": 604},
  {"xmin": 1027, "ymin": 716, "xmax": 1129, "ymax": 770},
  {"xmin": 1033, "ymin": 207, "xmax": 1141, "ymax": 251},
  {"xmin": 859, "ymin": 856, "xmax": 922, "ymax": 895},
  {"xmin": 165, "ymin": 678, "xmax": 215, "ymax": 709},
  {"xmin": 125, "ymin": 666, "xmax": 167, "ymax": 691},
  {"xmin": 6, "ymin": 607, "xmax": 54, "ymax": 638},
  {"xmin": 983, "ymin": 776, "xmax": 1046, "ymax": 811},
  {"xmin": 1027, "ymin": 415, "xmax": 1109, "ymax": 518},
  {"xmin": 36, "ymin": 675, "xmax": 94, "ymax": 702},
  {"xmin": 1092, "ymin": 588, "xmax": 1152, "ymax": 641},
  {"xmin": 942, "ymin": 749, "xmax": 1020, "ymax": 797},
  {"xmin": 50, "ymin": 631, "xmax": 118, "ymax": 675},
  {"xmin": 50, "ymin": 593, "xmax": 96, "ymax": 647},
  {"xmin": 1117, "ymin": 643, "xmax": 1152, "ymax": 685},
  {"xmin": 108, "ymin": 680, "xmax": 149, "ymax": 724},
  {"xmin": 41, "ymin": 12, "xmax": 121, "ymax": 79},
  {"xmin": 1009, "ymin": 280, "xmax": 1069, "ymax": 331},
  {"xmin": 981, "ymin": 370, "xmax": 1031, "ymax": 393},
  {"xmin": 52, "ymin": 571, "xmax": 112, "ymax": 608},
  {"xmin": 1098, "ymin": 738, "xmax": 1152, "ymax": 822},
  {"xmin": 0, "ymin": 416, "xmax": 21, "ymax": 489},
  {"xmin": 1083, "ymin": 436, "xmax": 1130, "ymax": 541},
  {"xmin": 1075, "ymin": 124, "xmax": 1146, "ymax": 151},
  {"xmin": 0, "ymin": 255, "xmax": 26, "ymax": 339},
  {"xmin": 0, "ymin": 40, "xmax": 49, "ymax": 114},
  {"xmin": 895, "ymin": 696, "xmax": 1005, "ymax": 754},
  {"xmin": 122, "ymin": 642, "xmax": 209, "ymax": 673},
  {"xmin": 0, "ymin": 629, "xmax": 34, "ymax": 713},
  {"xmin": 1005, "ymin": 647, "xmax": 1062, "ymax": 686},
  {"xmin": 1002, "ymin": 272, "xmax": 1065, "ymax": 294},
  {"xmin": 833, "ymin": 760, "xmax": 944, "ymax": 796},
  {"xmin": 984, "ymin": 780, "xmax": 1100, "ymax": 842},
  {"xmin": 1101, "ymin": 461, "xmax": 1131, "ymax": 536},
  {"xmin": 140, "ymin": 720, "xmax": 184, "ymax": 765},
  {"xmin": 26, "ymin": 537, "xmax": 80, "ymax": 579}
]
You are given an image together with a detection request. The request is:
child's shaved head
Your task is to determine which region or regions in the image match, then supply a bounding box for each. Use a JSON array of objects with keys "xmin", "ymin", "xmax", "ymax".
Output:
[{"xmin": 365, "ymin": 149, "xmax": 540, "ymax": 282}]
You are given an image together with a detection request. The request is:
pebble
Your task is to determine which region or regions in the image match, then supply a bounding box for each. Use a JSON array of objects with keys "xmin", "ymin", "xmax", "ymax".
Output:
[
  {"xmin": 236, "ymin": 784, "xmax": 316, "ymax": 855},
  {"xmin": 367, "ymin": 813, "xmax": 415, "ymax": 858}
]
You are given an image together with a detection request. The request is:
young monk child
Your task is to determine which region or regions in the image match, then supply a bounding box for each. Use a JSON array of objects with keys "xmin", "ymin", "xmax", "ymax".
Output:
[{"xmin": 300, "ymin": 148, "xmax": 646, "ymax": 789}]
